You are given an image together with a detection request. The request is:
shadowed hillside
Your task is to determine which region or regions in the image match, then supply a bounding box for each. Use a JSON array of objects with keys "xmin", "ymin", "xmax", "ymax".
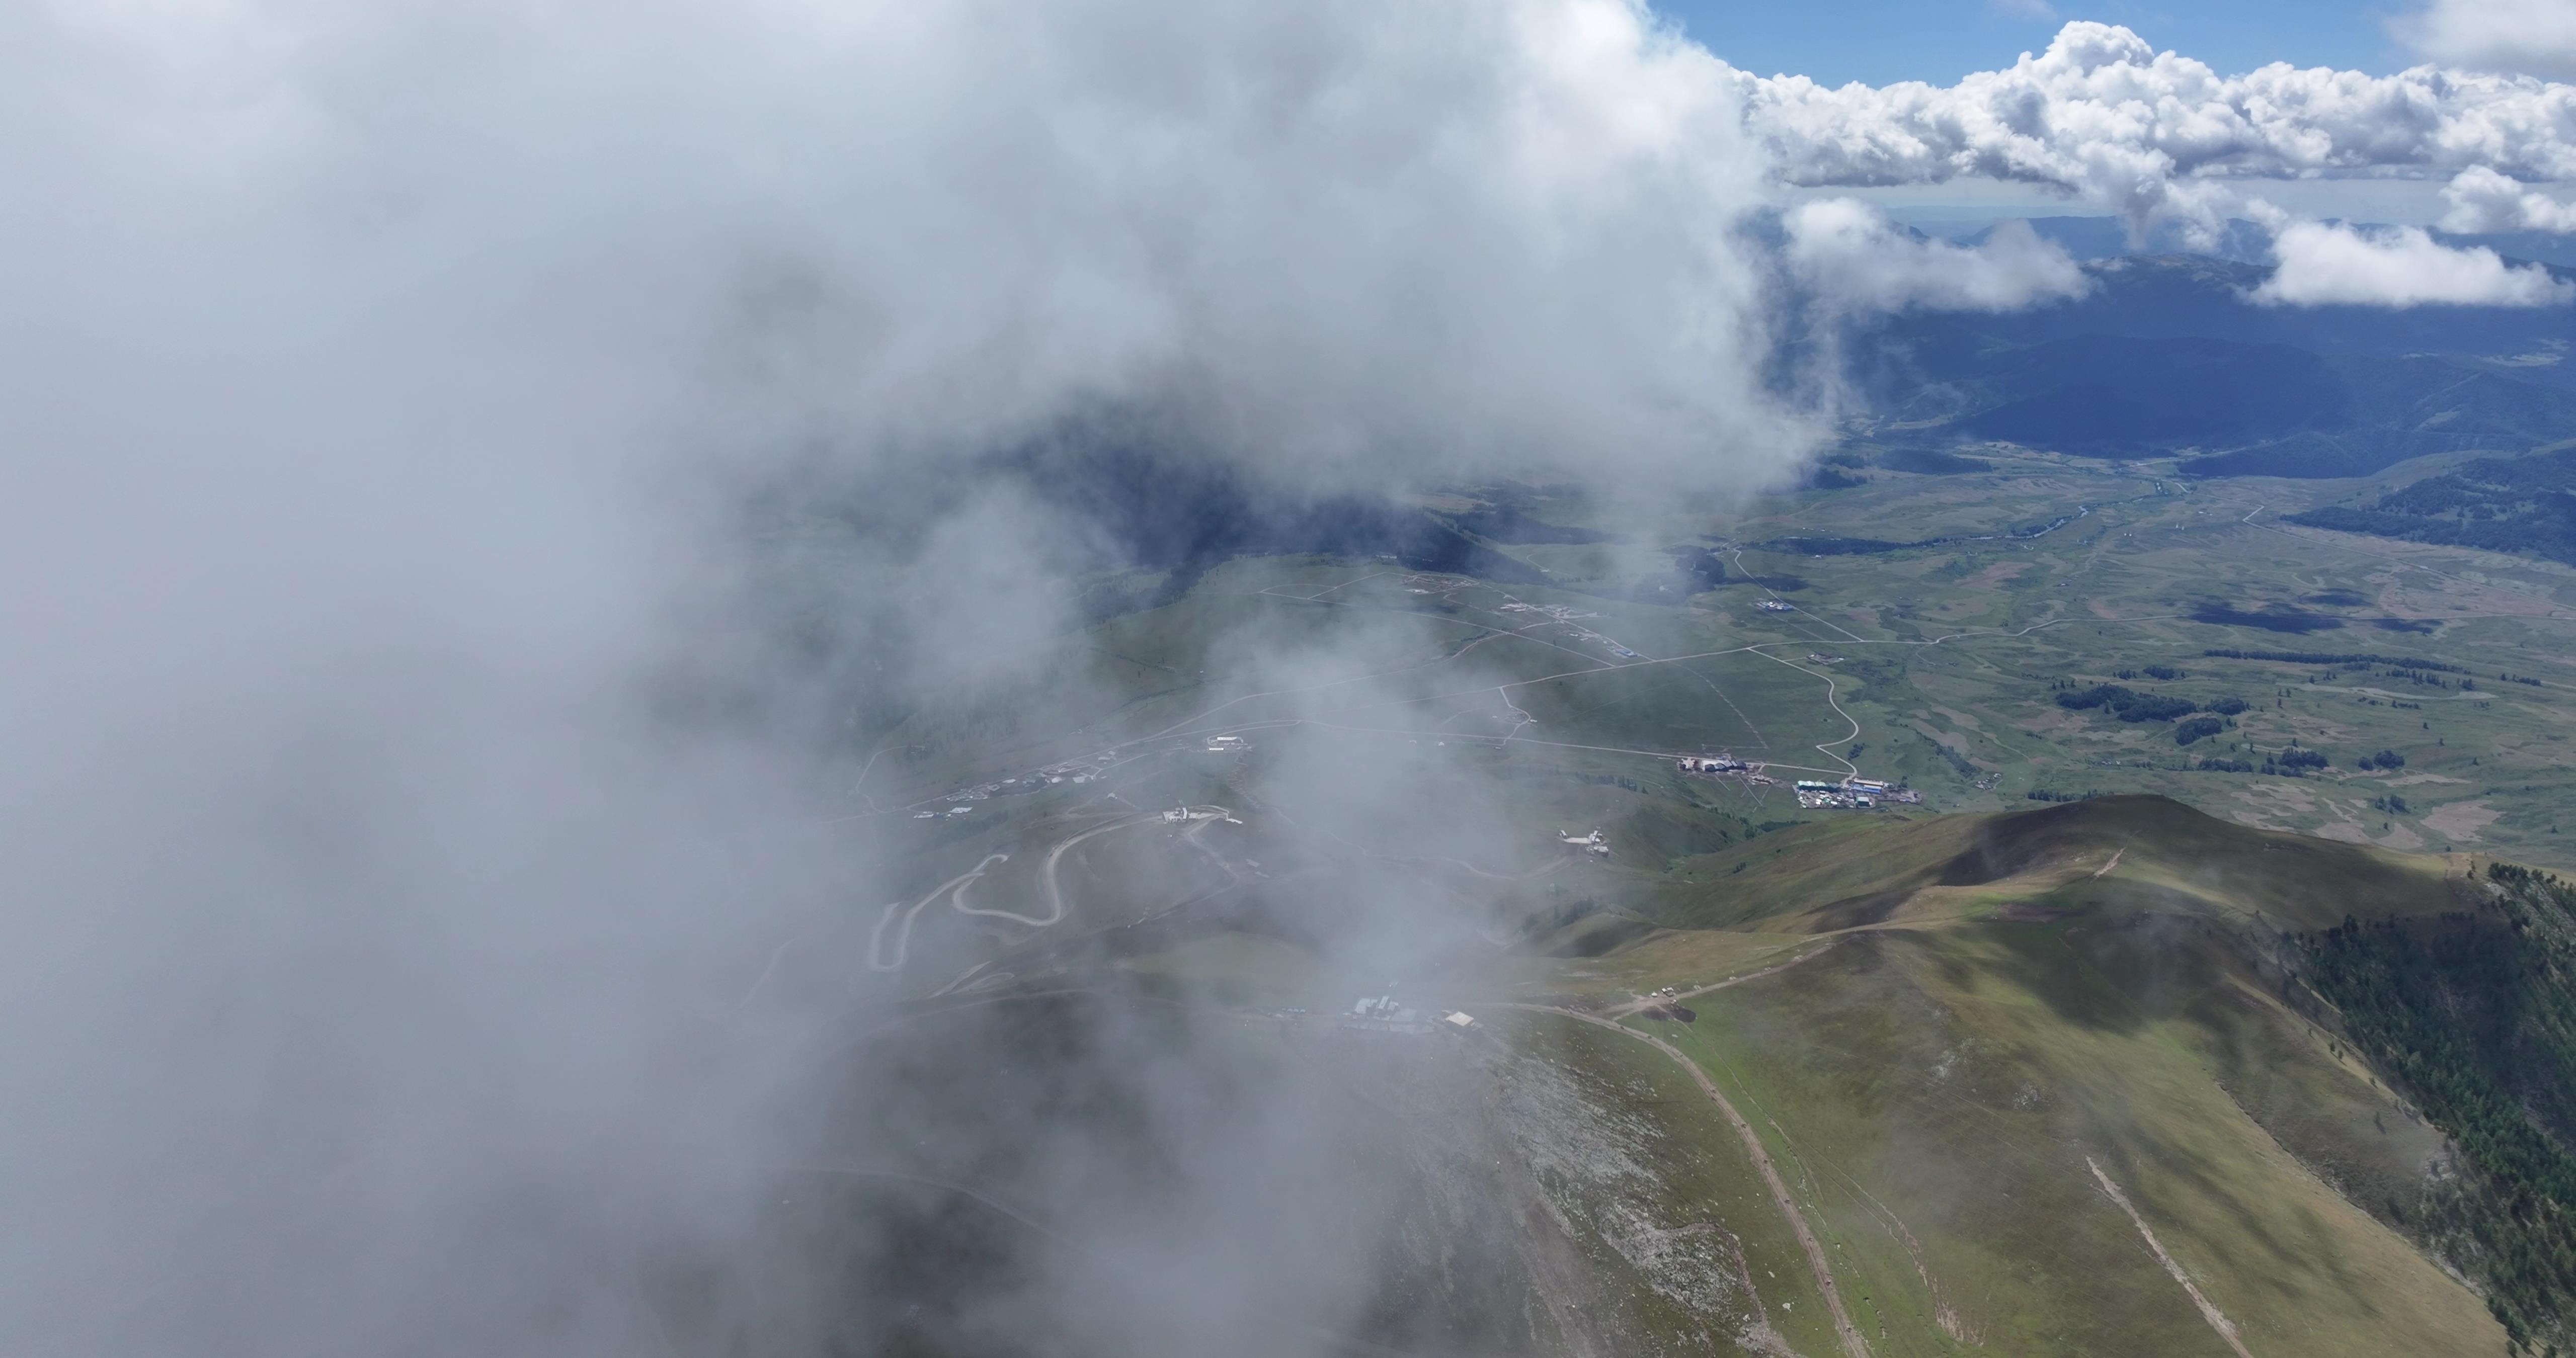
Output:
[{"xmin": 1644, "ymin": 794, "xmax": 2457, "ymax": 934}]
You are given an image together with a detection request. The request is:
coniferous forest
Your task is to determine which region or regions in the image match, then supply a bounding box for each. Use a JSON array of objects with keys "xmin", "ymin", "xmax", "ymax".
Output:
[{"xmin": 2300, "ymin": 864, "xmax": 2576, "ymax": 1353}]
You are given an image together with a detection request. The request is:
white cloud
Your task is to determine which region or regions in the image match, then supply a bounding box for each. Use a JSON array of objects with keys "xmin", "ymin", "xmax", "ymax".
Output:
[
  {"xmin": 2251, "ymin": 219, "xmax": 2575, "ymax": 306},
  {"xmin": 1782, "ymin": 198, "xmax": 2090, "ymax": 311},
  {"xmin": 2438, "ymin": 164, "xmax": 2576, "ymax": 232},
  {"xmin": 1738, "ymin": 21, "xmax": 2576, "ymax": 233},
  {"xmin": 0, "ymin": 2, "xmax": 1837, "ymax": 1353},
  {"xmin": 2396, "ymin": 0, "xmax": 2576, "ymax": 80}
]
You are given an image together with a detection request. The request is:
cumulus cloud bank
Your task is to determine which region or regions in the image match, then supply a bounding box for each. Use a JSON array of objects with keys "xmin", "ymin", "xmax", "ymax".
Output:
[
  {"xmin": 1783, "ymin": 199, "xmax": 2090, "ymax": 311},
  {"xmin": 2441, "ymin": 164, "xmax": 2576, "ymax": 232},
  {"xmin": 1742, "ymin": 21, "xmax": 2576, "ymax": 232},
  {"xmin": 1743, "ymin": 20, "xmax": 2576, "ymax": 308},
  {"xmin": 2252, "ymin": 217, "xmax": 2576, "ymax": 306}
]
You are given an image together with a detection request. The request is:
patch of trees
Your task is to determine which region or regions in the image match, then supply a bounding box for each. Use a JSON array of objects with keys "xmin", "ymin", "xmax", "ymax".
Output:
[
  {"xmin": 2194, "ymin": 757, "xmax": 2256, "ymax": 772},
  {"xmin": 2359, "ymin": 749, "xmax": 2408, "ymax": 771},
  {"xmin": 2055, "ymin": 684, "xmax": 2199, "ymax": 722},
  {"xmin": 2175, "ymin": 716, "xmax": 2229, "ymax": 746},
  {"xmin": 2294, "ymin": 864, "xmax": 2576, "ymax": 1350},
  {"xmin": 2504, "ymin": 672, "xmax": 2547, "ymax": 688},
  {"xmin": 2371, "ymin": 794, "xmax": 2411, "ymax": 815},
  {"xmin": 2260, "ymin": 746, "xmax": 2330, "ymax": 777},
  {"xmin": 2206, "ymin": 696, "xmax": 2250, "ymax": 715},
  {"xmin": 2024, "ymin": 788, "xmax": 2103, "ymax": 803},
  {"xmin": 2202, "ymin": 647, "xmax": 2466, "ymax": 674}
]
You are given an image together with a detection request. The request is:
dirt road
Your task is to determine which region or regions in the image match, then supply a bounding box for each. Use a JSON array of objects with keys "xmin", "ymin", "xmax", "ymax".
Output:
[
  {"xmin": 1506, "ymin": 1003, "xmax": 1873, "ymax": 1358},
  {"xmin": 1603, "ymin": 936, "xmax": 1843, "ymax": 1018}
]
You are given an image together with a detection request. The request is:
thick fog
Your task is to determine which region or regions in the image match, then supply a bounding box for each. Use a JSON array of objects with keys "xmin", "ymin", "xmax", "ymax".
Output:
[{"xmin": 0, "ymin": 2, "xmax": 1817, "ymax": 1355}]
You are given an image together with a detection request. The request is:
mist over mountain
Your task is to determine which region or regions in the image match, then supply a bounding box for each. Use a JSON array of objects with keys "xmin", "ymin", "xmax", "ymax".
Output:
[{"xmin": 18, "ymin": 4, "xmax": 2576, "ymax": 1357}]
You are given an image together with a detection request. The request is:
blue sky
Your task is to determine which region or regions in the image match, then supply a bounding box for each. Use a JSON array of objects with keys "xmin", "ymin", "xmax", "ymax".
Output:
[{"xmin": 1650, "ymin": 0, "xmax": 2419, "ymax": 87}]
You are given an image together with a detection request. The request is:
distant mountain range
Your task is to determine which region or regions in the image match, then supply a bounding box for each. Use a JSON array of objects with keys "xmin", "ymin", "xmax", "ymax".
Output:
[{"xmin": 1856, "ymin": 242, "xmax": 2576, "ymax": 478}]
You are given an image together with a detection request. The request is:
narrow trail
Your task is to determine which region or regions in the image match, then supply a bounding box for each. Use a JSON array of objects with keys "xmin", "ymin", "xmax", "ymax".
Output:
[
  {"xmin": 2087, "ymin": 1157, "xmax": 2255, "ymax": 1358},
  {"xmin": 1603, "ymin": 936, "xmax": 1845, "ymax": 1017},
  {"xmin": 1505, "ymin": 1003, "xmax": 1872, "ymax": 1358}
]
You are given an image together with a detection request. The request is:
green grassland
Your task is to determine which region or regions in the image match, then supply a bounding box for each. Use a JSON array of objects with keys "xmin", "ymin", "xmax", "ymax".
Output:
[
  {"xmin": 855, "ymin": 439, "xmax": 2576, "ymax": 883},
  {"xmin": 1681, "ymin": 448, "xmax": 2576, "ymax": 869}
]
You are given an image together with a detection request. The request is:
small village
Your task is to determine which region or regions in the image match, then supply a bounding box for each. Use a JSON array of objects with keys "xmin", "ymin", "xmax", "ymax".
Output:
[
  {"xmin": 1792, "ymin": 777, "xmax": 1921, "ymax": 809},
  {"xmin": 1675, "ymin": 752, "xmax": 1920, "ymax": 809}
]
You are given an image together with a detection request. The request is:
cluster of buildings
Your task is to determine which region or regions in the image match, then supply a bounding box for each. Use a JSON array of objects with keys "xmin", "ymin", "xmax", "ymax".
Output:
[
  {"xmin": 917, "ymin": 754, "xmax": 1116, "ymax": 819},
  {"xmin": 1678, "ymin": 752, "xmax": 1784, "ymax": 790},
  {"xmin": 1556, "ymin": 827, "xmax": 1614, "ymax": 857},
  {"xmin": 1337, "ymin": 996, "xmax": 1478, "ymax": 1037},
  {"xmin": 1498, "ymin": 601, "xmax": 1598, "ymax": 623},
  {"xmin": 1678, "ymin": 752, "xmax": 1917, "ymax": 809},
  {"xmin": 1344, "ymin": 995, "xmax": 1434, "ymax": 1035},
  {"xmin": 1794, "ymin": 777, "xmax": 1921, "ymax": 810},
  {"xmin": 1499, "ymin": 599, "xmax": 1637, "ymax": 656},
  {"xmin": 1756, "ymin": 600, "xmax": 1796, "ymax": 613},
  {"xmin": 1203, "ymin": 733, "xmax": 1248, "ymax": 754}
]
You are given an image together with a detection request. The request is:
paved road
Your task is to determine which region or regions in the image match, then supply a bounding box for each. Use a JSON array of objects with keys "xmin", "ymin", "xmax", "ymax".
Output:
[{"xmin": 869, "ymin": 854, "xmax": 1009, "ymax": 972}]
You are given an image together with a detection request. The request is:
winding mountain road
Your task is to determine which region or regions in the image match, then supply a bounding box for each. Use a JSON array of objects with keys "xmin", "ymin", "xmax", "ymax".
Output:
[{"xmin": 870, "ymin": 808, "xmax": 1231, "ymax": 973}]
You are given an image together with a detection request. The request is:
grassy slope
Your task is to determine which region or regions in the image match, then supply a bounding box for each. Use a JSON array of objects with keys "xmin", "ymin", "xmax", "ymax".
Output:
[
  {"xmin": 1642, "ymin": 795, "xmax": 2459, "ymax": 935},
  {"xmin": 1651, "ymin": 926, "xmax": 2499, "ymax": 1356},
  {"xmin": 1533, "ymin": 796, "xmax": 2510, "ymax": 1355},
  {"xmin": 1498, "ymin": 1011, "xmax": 1845, "ymax": 1355}
]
